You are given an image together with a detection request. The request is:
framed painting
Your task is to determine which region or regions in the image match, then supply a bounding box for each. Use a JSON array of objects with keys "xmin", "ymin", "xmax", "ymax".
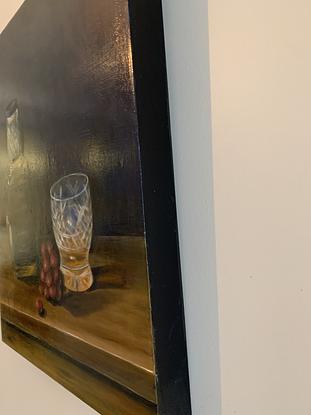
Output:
[{"xmin": 0, "ymin": 1, "xmax": 192, "ymax": 414}]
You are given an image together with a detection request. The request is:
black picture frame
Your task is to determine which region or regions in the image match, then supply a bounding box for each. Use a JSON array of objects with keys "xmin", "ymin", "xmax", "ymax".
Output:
[{"xmin": 128, "ymin": 1, "xmax": 192, "ymax": 414}]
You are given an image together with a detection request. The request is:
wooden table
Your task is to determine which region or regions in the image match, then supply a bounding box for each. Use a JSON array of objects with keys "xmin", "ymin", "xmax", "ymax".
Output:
[{"xmin": 0, "ymin": 227, "xmax": 157, "ymax": 415}]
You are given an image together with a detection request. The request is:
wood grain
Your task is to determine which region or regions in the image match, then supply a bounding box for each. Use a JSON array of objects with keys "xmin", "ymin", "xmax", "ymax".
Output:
[
  {"xmin": 1, "ymin": 319, "xmax": 157, "ymax": 415},
  {"xmin": 0, "ymin": 231, "xmax": 156, "ymax": 403}
]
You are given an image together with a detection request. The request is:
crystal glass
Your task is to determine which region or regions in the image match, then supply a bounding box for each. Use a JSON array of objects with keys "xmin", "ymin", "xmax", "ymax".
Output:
[{"xmin": 50, "ymin": 173, "xmax": 93, "ymax": 292}]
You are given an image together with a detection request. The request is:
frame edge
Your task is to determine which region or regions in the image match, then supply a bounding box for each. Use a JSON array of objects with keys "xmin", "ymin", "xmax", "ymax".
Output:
[{"xmin": 128, "ymin": 1, "xmax": 192, "ymax": 414}]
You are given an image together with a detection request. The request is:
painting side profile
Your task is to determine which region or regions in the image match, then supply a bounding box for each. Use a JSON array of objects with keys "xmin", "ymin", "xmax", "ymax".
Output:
[{"xmin": 0, "ymin": 1, "xmax": 192, "ymax": 414}]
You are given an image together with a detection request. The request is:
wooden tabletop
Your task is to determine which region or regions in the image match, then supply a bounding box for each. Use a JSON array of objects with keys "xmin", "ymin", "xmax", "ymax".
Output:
[{"xmin": 0, "ymin": 227, "xmax": 156, "ymax": 404}]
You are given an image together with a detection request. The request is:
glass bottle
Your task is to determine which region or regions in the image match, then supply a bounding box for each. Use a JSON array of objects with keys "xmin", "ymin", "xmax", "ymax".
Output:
[{"xmin": 6, "ymin": 99, "xmax": 36, "ymax": 278}]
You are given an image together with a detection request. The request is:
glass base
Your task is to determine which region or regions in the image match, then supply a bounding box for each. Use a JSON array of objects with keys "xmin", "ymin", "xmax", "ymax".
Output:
[{"xmin": 61, "ymin": 265, "xmax": 93, "ymax": 292}]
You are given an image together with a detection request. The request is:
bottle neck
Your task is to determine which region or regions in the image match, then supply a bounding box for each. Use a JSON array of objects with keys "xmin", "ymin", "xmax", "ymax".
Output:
[{"xmin": 7, "ymin": 107, "xmax": 23, "ymax": 162}]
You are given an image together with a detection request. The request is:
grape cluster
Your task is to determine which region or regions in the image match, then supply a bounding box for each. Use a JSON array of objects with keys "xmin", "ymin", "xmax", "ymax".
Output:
[{"xmin": 38, "ymin": 241, "xmax": 63, "ymax": 304}]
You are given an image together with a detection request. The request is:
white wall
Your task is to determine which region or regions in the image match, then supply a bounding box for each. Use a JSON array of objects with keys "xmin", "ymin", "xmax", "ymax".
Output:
[
  {"xmin": 209, "ymin": 0, "xmax": 311, "ymax": 414},
  {"xmin": 0, "ymin": 1, "xmax": 24, "ymax": 34},
  {"xmin": 162, "ymin": 1, "xmax": 221, "ymax": 414}
]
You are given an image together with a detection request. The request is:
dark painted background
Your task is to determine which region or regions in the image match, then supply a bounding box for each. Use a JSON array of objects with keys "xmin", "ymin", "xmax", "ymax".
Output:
[{"xmin": 0, "ymin": 0, "xmax": 143, "ymax": 241}]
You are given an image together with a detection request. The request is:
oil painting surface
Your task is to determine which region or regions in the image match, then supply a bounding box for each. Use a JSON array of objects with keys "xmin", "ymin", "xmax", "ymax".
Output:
[{"xmin": 0, "ymin": 1, "xmax": 156, "ymax": 414}]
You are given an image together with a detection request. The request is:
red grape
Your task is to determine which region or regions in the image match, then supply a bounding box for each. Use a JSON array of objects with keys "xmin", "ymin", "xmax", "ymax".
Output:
[
  {"xmin": 36, "ymin": 298, "xmax": 43, "ymax": 311},
  {"xmin": 35, "ymin": 298, "xmax": 45, "ymax": 317},
  {"xmin": 49, "ymin": 286, "xmax": 57, "ymax": 299},
  {"xmin": 53, "ymin": 269, "xmax": 60, "ymax": 283},
  {"xmin": 40, "ymin": 269, "xmax": 46, "ymax": 282},
  {"xmin": 45, "ymin": 272, "xmax": 53, "ymax": 288},
  {"xmin": 50, "ymin": 253, "xmax": 59, "ymax": 268},
  {"xmin": 42, "ymin": 257, "xmax": 50, "ymax": 273}
]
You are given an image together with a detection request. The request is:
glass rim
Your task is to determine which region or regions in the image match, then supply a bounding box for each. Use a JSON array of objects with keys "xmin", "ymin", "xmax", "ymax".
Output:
[{"xmin": 50, "ymin": 173, "xmax": 89, "ymax": 202}]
